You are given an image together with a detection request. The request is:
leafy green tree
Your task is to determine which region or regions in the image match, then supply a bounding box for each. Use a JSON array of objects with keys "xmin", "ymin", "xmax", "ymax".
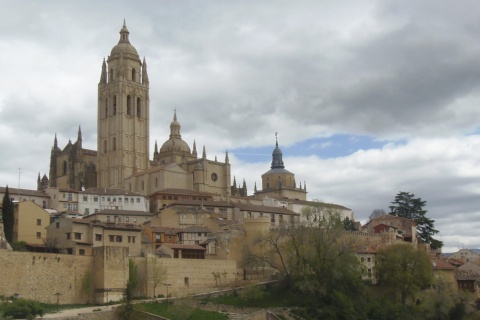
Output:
[
  {"xmin": 2, "ymin": 186, "xmax": 14, "ymax": 243},
  {"xmin": 343, "ymin": 217, "xmax": 356, "ymax": 231},
  {"xmin": 389, "ymin": 191, "xmax": 443, "ymax": 249},
  {"xmin": 376, "ymin": 243, "xmax": 432, "ymax": 305},
  {"xmin": 116, "ymin": 259, "xmax": 140, "ymax": 320}
]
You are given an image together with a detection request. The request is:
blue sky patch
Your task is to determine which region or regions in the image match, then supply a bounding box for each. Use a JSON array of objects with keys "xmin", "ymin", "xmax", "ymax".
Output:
[{"xmin": 231, "ymin": 134, "xmax": 388, "ymax": 163}]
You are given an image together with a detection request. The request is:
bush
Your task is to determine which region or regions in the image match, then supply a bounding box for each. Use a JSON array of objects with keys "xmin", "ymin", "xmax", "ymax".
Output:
[{"xmin": 0, "ymin": 299, "xmax": 45, "ymax": 319}]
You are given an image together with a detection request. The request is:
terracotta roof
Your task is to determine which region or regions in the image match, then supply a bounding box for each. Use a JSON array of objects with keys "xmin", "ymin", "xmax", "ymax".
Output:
[
  {"xmin": 354, "ymin": 245, "xmax": 379, "ymax": 254},
  {"xmin": 0, "ymin": 187, "xmax": 48, "ymax": 198},
  {"xmin": 161, "ymin": 243, "xmax": 206, "ymax": 250},
  {"xmin": 178, "ymin": 226, "xmax": 211, "ymax": 233},
  {"xmin": 81, "ymin": 187, "xmax": 144, "ymax": 197},
  {"xmin": 86, "ymin": 209, "xmax": 152, "ymax": 217},
  {"xmin": 233, "ymin": 203, "xmax": 299, "ymax": 216},
  {"xmin": 167, "ymin": 200, "xmax": 233, "ymax": 208},
  {"xmin": 65, "ymin": 217, "xmax": 142, "ymax": 231},
  {"xmin": 431, "ymin": 256, "xmax": 456, "ymax": 270}
]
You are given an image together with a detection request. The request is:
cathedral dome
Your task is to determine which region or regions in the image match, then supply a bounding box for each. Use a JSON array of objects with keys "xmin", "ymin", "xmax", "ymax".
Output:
[
  {"xmin": 159, "ymin": 111, "xmax": 191, "ymax": 154},
  {"xmin": 110, "ymin": 21, "xmax": 139, "ymax": 57}
]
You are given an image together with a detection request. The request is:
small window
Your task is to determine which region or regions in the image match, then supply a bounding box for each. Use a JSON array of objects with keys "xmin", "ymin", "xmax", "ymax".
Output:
[
  {"xmin": 116, "ymin": 236, "xmax": 122, "ymax": 242},
  {"xmin": 66, "ymin": 233, "xmax": 71, "ymax": 240},
  {"xmin": 106, "ymin": 216, "xmax": 110, "ymax": 222},
  {"xmin": 118, "ymin": 198, "xmax": 122, "ymax": 203},
  {"xmin": 113, "ymin": 95, "xmax": 117, "ymax": 115},
  {"xmin": 36, "ymin": 232, "xmax": 41, "ymax": 239},
  {"xmin": 83, "ymin": 195, "xmax": 88, "ymax": 202},
  {"xmin": 136, "ymin": 98, "xmax": 141, "ymax": 117},
  {"xmin": 132, "ymin": 68, "xmax": 136, "ymax": 82},
  {"xmin": 133, "ymin": 217, "xmax": 137, "ymax": 223},
  {"xmin": 95, "ymin": 234, "xmax": 102, "ymax": 241},
  {"xmin": 56, "ymin": 222, "xmax": 60, "ymax": 228},
  {"xmin": 94, "ymin": 196, "xmax": 98, "ymax": 202},
  {"xmin": 125, "ymin": 217, "xmax": 129, "ymax": 222},
  {"xmin": 94, "ymin": 209, "xmax": 99, "ymax": 213},
  {"xmin": 37, "ymin": 219, "xmax": 41, "ymax": 226},
  {"xmin": 128, "ymin": 236, "xmax": 135, "ymax": 243},
  {"xmin": 184, "ymin": 277, "xmax": 189, "ymax": 286},
  {"xmin": 367, "ymin": 257, "xmax": 371, "ymax": 263},
  {"xmin": 74, "ymin": 233, "xmax": 82, "ymax": 240},
  {"xmin": 109, "ymin": 235, "xmax": 115, "ymax": 242},
  {"xmin": 79, "ymin": 249, "xmax": 85, "ymax": 255},
  {"xmin": 84, "ymin": 208, "xmax": 89, "ymax": 215},
  {"xmin": 125, "ymin": 198, "xmax": 129, "ymax": 203},
  {"xmin": 63, "ymin": 161, "xmax": 68, "ymax": 175},
  {"xmin": 107, "ymin": 197, "xmax": 110, "ymax": 202},
  {"xmin": 113, "ymin": 197, "xmax": 117, "ymax": 202},
  {"xmin": 127, "ymin": 95, "xmax": 132, "ymax": 115},
  {"xmin": 136, "ymin": 198, "xmax": 140, "ymax": 203}
]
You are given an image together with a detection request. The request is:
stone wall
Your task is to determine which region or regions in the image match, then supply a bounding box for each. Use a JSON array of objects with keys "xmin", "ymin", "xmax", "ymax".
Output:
[{"xmin": 0, "ymin": 250, "xmax": 93, "ymax": 304}]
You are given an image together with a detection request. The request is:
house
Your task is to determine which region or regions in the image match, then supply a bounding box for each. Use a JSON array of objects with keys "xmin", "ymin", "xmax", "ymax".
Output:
[
  {"xmin": 156, "ymin": 243, "xmax": 206, "ymax": 259},
  {"xmin": 233, "ymin": 202, "xmax": 300, "ymax": 228},
  {"xmin": 430, "ymin": 255, "xmax": 456, "ymax": 291},
  {"xmin": 362, "ymin": 214, "xmax": 417, "ymax": 245},
  {"xmin": 455, "ymin": 261, "xmax": 480, "ymax": 296},
  {"xmin": 449, "ymin": 249, "xmax": 480, "ymax": 264},
  {"xmin": 354, "ymin": 244, "xmax": 379, "ymax": 283},
  {"xmin": 143, "ymin": 226, "xmax": 180, "ymax": 249},
  {"xmin": 13, "ymin": 201, "xmax": 51, "ymax": 246},
  {"xmin": 46, "ymin": 217, "xmax": 142, "ymax": 256},
  {"xmin": 78, "ymin": 187, "xmax": 149, "ymax": 216},
  {"xmin": 177, "ymin": 226, "xmax": 211, "ymax": 245},
  {"xmin": 83, "ymin": 209, "xmax": 153, "ymax": 225},
  {"xmin": 46, "ymin": 187, "xmax": 79, "ymax": 212},
  {"xmin": 148, "ymin": 188, "xmax": 214, "ymax": 213},
  {"xmin": 0, "ymin": 187, "xmax": 50, "ymax": 209}
]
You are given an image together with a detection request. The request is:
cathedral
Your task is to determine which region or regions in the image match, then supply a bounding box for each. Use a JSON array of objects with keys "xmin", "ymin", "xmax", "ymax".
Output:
[{"xmin": 44, "ymin": 21, "xmax": 306, "ymax": 201}]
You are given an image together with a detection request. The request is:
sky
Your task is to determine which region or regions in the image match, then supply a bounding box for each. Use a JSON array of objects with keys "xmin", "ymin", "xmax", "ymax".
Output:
[{"xmin": 1, "ymin": 0, "xmax": 480, "ymax": 252}]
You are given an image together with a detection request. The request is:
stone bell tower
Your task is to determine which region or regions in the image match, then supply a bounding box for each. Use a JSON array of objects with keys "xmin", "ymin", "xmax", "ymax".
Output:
[{"xmin": 97, "ymin": 21, "xmax": 150, "ymax": 188}]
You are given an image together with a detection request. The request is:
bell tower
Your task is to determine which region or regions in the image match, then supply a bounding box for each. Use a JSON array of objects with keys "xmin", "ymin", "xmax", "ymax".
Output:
[{"xmin": 97, "ymin": 21, "xmax": 150, "ymax": 188}]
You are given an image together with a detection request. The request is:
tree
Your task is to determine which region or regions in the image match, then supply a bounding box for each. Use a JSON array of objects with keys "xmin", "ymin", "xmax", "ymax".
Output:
[
  {"xmin": 150, "ymin": 256, "xmax": 168, "ymax": 298},
  {"xmin": 389, "ymin": 191, "xmax": 443, "ymax": 250},
  {"xmin": 369, "ymin": 208, "xmax": 386, "ymax": 220},
  {"xmin": 376, "ymin": 243, "xmax": 432, "ymax": 305},
  {"xmin": 343, "ymin": 217, "xmax": 357, "ymax": 231},
  {"xmin": 2, "ymin": 186, "xmax": 14, "ymax": 244},
  {"xmin": 115, "ymin": 259, "xmax": 140, "ymax": 320}
]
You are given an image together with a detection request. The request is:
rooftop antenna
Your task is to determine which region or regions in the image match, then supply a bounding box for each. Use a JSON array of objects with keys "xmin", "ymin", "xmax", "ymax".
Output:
[{"xmin": 18, "ymin": 168, "xmax": 21, "ymax": 189}]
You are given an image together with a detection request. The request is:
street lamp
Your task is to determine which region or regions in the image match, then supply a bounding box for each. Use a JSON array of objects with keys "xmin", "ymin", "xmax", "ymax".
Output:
[{"xmin": 163, "ymin": 283, "xmax": 171, "ymax": 305}]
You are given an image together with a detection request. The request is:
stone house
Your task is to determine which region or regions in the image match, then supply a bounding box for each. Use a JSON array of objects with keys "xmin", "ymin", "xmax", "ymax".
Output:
[
  {"xmin": 156, "ymin": 243, "xmax": 206, "ymax": 259},
  {"xmin": 13, "ymin": 201, "xmax": 51, "ymax": 245},
  {"xmin": 83, "ymin": 208, "xmax": 153, "ymax": 225},
  {"xmin": 0, "ymin": 187, "xmax": 50, "ymax": 210},
  {"xmin": 46, "ymin": 187, "xmax": 79, "ymax": 212},
  {"xmin": 148, "ymin": 188, "xmax": 214, "ymax": 213},
  {"xmin": 449, "ymin": 249, "xmax": 480, "ymax": 264},
  {"xmin": 362, "ymin": 214, "xmax": 417, "ymax": 245},
  {"xmin": 46, "ymin": 217, "xmax": 142, "ymax": 256}
]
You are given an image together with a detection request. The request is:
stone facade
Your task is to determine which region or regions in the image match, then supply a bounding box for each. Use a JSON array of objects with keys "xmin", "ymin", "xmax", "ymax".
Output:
[{"xmin": 13, "ymin": 201, "xmax": 51, "ymax": 245}]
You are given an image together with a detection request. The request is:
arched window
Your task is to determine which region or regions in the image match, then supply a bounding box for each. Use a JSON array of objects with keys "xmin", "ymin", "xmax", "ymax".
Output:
[
  {"xmin": 127, "ymin": 95, "xmax": 131, "ymax": 115},
  {"xmin": 109, "ymin": 69, "xmax": 114, "ymax": 82},
  {"xmin": 105, "ymin": 98, "xmax": 108, "ymax": 118},
  {"xmin": 113, "ymin": 95, "xmax": 117, "ymax": 115},
  {"xmin": 155, "ymin": 178, "xmax": 158, "ymax": 187},
  {"xmin": 141, "ymin": 180, "xmax": 145, "ymax": 190},
  {"xmin": 103, "ymin": 140, "xmax": 107, "ymax": 154},
  {"xmin": 132, "ymin": 68, "xmax": 136, "ymax": 82},
  {"xmin": 136, "ymin": 98, "xmax": 141, "ymax": 118},
  {"xmin": 63, "ymin": 161, "xmax": 68, "ymax": 175},
  {"xmin": 112, "ymin": 137, "xmax": 116, "ymax": 151}
]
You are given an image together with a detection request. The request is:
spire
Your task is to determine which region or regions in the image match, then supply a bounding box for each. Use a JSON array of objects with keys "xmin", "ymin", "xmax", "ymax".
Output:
[
  {"xmin": 271, "ymin": 133, "xmax": 285, "ymax": 169},
  {"xmin": 304, "ymin": 181, "xmax": 307, "ymax": 191},
  {"xmin": 202, "ymin": 146, "xmax": 206, "ymax": 159},
  {"xmin": 192, "ymin": 140, "xmax": 197, "ymax": 156},
  {"xmin": 53, "ymin": 133, "xmax": 58, "ymax": 150},
  {"xmin": 169, "ymin": 110, "xmax": 181, "ymax": 139},
  {"xmin": 299, "ymin": 181, "xmax": 302, "ymax": 189},
  {"xmin": 215, "ymin": 155, "xmax": 217, "ymax": 162},
  {"xmin": 233, "ymin": 176, "xmax": 237, "ymax": 187},
  {"xmin": 254, "ymin": 182, "xmax": 258, "ymax": 193},
  {"xmin": 225, "ymin": 150, "xmax": 229, "ymax": 164},
  {"xmin": 100, "ymin": 58, "xmax": 107, "ymax": 84},
  {"xmin": 119, "ymin": 20, "xmax": 130, "ymax": 44},
  {"xmin": 37, "ymin": 172, "xmax": 41, "ymax": 182},
  {"xmin": 154, "ymin": 140, "xmax": 158, "ymax": 156},
  {"xmin": 77, "ymin": 126, "xmax": 82, "ymax": 141},
  {"xmin": 142, "ymin": 57, "xmax": 149, "ymax": 85}
]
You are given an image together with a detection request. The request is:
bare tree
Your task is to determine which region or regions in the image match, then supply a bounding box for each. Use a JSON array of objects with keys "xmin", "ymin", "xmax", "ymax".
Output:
[{"xmin": 150, "ymin": 256, "xmax": 168, "ymax": 298}]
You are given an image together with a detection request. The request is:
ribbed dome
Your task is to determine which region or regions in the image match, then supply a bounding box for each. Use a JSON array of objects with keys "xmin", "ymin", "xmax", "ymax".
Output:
[
  {"xmin": 159, "ymin": 111, "xmax": 191, "ymax": 154},
  {"xmin": 110, "ymin": 21, "xmax": 139, "ymax": 57}
]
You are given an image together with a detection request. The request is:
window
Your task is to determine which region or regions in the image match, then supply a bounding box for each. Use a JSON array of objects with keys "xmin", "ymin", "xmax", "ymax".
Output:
[
  {"xmin": 118, "ymin": 198, "xmax": 122, "ymax": 203},
  {"xmin": 68, "ymin": 193, "xmax": 72, "ymax": 201},
  {"xmin": 116, "ymin": 236, "xmax": 122, "ymax": 242},
  {"xmin": 128, "ymin": 236, "xmax": 135, "ymax": 243},
  {"xmin": 42, "ymin": 200, "xmax": 46, "ymax": 209},
  {"xmin": 106, "ymin": 216, "xmax": 110, "ymax": 222},
  {"xmin": 74, "ymin": 233, "xmax": 82, "ymax": 240},
  {"xmin": 107, "ymin": 197, "xmax": 110, "ymax": 202},
  {"xmin": 63, "ymin": 204, "xmax": 67, "ymax": 208},
  {"xmin": 110, "ymin": 68, "xmax": 114, "ymax": 81},
  {"xmin": 73, "ymin": 204, "xmax": 77, "ymax": 211},
  {"xmin": 83, "ymin": 195, "xmax": 88, "ymax": 202},
  {"xmin": 109, "ymin": 235, "xmax": 115, "ymax": 242},
  {"xmin": 155, "ymin": 178, "xmax": 158, "ymax": 187},
  {"xmin": 105, "ymin": 98, "xmax": 108, "ymax": 117},
  {"xmin": 132, "ymin": 68, "xmax": 136, "ymax": 82},
  {"xmin": 197, "ymin": 233, "xmax": 201, "ymax": 237},
  {"xmin": 125, "ymin": 198, "xmax": 129, "ymax": 203},
  {"xmin": 56, "ymin": 222, "xmax": 60, "ymax": 228},
  {"xmin": 63, "ymin": 161, "xmax": 68, "ymax": 175},
  {"xmin": 94, "ymin": 196, "xmax": 98, "ymax": 202},
  {"xmin": 63, "ymin": 193, "xmax": 66, "ymax": 199},
  {"xmin": 36, "ymin": 232, "xmax": 41, "ymax": 239},
  {"xmin": 85, "ymin": 208, "xmax": 89, "ymax": 215},
  {"xmin": 112, "ymin": 137, "xmax": 116, "ymax": 151},
  {"xmin": 127, "ymin": 95, "xmax": 132, "ymax": 115},
  {"xmin": 125, "ymin": 217, "xmax": 129, "ymax": 222},
  {"xmin": 113, "ymin": 197, "xmax": 117, "ymax": 203},
  {"xmin": 361, "ymin": 257, "xmax": 365, "ymax": 263},
  {"xmin": 113, "ymin": 95, "xmax": 117, "ymax": 115},
  {"xmin": 95, "ymin": 234, "xmax": 102, "ymax": 241},
  {"xmin": 37, "ymin": 219, "xmax": 41, "ymax": 226},
  {"xmin": 66, "ymin": 233, "xmax": 71, "ymax": 240},
  {"xmin": 79, "ymin": 249, "xmax": 85, "ymax": 255},
  {"xmin": 367, "ymin": 257, "xmax": 371, "ymax": 263},
  {"xmin": 136, "ymin": 98, "xmax": 141, "ymax": 117},
  {"xmin": 136, "ymin": 198, "xmax": 140, "ymax": 203},
  {"xmin": 102, "ymin": 197, "xmax": 106, "ymax": 201},
  {"xmin": 162, "ymin": 196, "xmax": 166, "ymax": 200},
  {"xmin": 133, "ymin": 217, "xmax": 137, "ymax": 223},
  {"xmin": 184, "ymin": 277, "xmax": 189, "ymax": 286},
  {"xmin": 141, "ymin": 181, "xmax": 144, "ymax": 190},
  {"xmin": 94, "ymin": 209, "xmax": 99, "ymax": 213}
]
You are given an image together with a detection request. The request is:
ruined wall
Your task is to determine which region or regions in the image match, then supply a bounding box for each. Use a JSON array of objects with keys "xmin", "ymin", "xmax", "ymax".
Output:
[{"xmin": 0, "ymin": 250, "xmax": 93, "ymax": 304}]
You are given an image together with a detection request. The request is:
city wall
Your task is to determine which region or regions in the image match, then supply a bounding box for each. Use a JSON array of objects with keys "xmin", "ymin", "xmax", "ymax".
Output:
[{"xmin": 0, "ymin": 248, "xmax": 236, "ymax": 304}]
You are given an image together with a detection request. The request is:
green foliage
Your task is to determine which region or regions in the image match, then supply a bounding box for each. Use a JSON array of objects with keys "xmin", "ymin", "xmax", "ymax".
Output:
[
  {"xmin": 0, "ymin": 298, "xmax": 45, "ymax": 319},
  {"xmin": 11, "ymin": 241, "xmax": 27, "ymax": 251},
  {"xmin": 81, "ymin": 269, "xmax": 93, "ymax": 303},
  {"xmin": 116, "ymin": 259, "xmax": 140, "ymax": 320},
  {"xmin": 343, "ymin": 216, "xmax": 357, "ymax": 231},
  {"xmin": 1, "ymin": 187, "xmax": 14, "ymax": 243},
  {"xmin": 389, "ymin": 191, "xmax": 443, "ymax": 249},
  {"xmin": 376, "ymin": 244, "xmax": 432, "ymax": 305}
]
